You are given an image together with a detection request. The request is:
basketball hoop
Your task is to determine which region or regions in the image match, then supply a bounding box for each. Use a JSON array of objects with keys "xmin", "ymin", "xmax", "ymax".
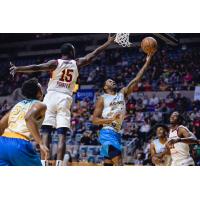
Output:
[{"xmin": 114, "ymin": 33, "xmax": 132, "ymax": 47}]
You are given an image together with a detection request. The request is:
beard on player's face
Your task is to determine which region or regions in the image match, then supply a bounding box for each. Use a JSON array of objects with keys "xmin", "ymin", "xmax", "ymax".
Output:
[
  {"xmin": 108, "ymin": 80, "xmax": 117, "ymax": 88},
  {"xmin": 110, "ymin": 87, "xmax": 117, "ymax": 93},
  {"xmin": 103, "ymin": 79, "xmax": 119, "ymax": 94},
  {"xmin": 110, "ymin": 83, "xmax": 117, "ymax": 90},
  {"xmin": 105, "ymin": 84, "xmax": 117, "ymax": 93}
]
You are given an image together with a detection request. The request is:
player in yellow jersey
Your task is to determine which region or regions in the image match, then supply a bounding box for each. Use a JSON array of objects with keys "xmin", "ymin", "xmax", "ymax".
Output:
[{"xmin": 0, "ymin": 78, "xmax": 49, "ymax": 166}]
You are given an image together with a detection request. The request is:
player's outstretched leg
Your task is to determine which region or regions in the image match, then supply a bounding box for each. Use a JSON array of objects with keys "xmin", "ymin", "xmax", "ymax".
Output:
[
  {"xmin": 56, "ymin": 127, "xmax": 68, "ymax": 166},
  {"xmin": 41, "ymin": 125, "xmax": 53, "ymax": 166}
]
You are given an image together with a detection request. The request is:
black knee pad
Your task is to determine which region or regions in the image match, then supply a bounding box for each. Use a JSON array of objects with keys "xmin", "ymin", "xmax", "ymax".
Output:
[
  {"xmin": 41, "ymin": 125, "xmax": 53, "ymax": 135},
  {"xmin": 57, "ymin": 127, "xmax": 70, "ymax": 135}
]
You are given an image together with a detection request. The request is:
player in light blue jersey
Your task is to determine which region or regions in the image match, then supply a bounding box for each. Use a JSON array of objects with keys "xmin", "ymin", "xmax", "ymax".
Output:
[
  {"xmin": 150, "ymin": 124, "xmax": 171, "ymax": 166},
  {"xmin": 93, "ymin": 52, "xmax": 155, "ymax": 166}
]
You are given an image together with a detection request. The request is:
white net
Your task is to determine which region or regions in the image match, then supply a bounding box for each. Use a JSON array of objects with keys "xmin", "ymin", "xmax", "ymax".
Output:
[{"xmin": 114, "ymin": 33, "xmax": 132, "ymax": 47}]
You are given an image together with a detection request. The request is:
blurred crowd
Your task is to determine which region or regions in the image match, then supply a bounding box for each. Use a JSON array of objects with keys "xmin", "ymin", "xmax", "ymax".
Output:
[
  {"xmin": 1, "ymin": 45, "xmax": 200, "ymax": 165},
  {"xmin": 81, "ymin": 46, "xmax": 200, "ymax": 91},
  {"xmin": 1, "ymin": 45, "xmax": 200, "ymax": 96},
  {"xmin": 65, "ymin": 91, "xmax": 200, "ymax": 165}
]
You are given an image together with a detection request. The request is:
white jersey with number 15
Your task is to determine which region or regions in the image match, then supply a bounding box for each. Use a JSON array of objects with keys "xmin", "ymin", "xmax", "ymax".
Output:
[{"xmin": 47, "ymin": 59, "xmax": 79, "ymax": 96}]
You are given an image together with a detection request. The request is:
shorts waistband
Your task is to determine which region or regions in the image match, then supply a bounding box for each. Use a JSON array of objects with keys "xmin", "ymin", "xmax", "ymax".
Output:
[
  {"xmin": 2, "ymin": 132, "xmax": 30, "ymax": 141},
  {"xmin": 47, "ymin": 90, "xmax": 72, "ymax": 97},
  {"xmin": 101, "ymin": 127, "xmax": 120, "ymax": 134}
]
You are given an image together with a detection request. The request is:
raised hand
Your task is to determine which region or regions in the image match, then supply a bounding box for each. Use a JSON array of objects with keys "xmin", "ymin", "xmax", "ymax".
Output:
[
  {"xmin": 107, "ymin": 33, "xmax": 116, "ymax": 44},
  {"xmin": 10, "ymin": 62, "xmax": 17, "ymax": 77}
]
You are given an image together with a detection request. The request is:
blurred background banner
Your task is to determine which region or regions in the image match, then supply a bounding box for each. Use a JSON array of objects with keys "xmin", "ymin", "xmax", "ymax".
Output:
[
  {"xmin": 194, "ymin": 86, "xmax": 200, "ymax": 101},
  {"xmin": 75, "ymin": 89, "xmax": 95, "ymax": 101}
]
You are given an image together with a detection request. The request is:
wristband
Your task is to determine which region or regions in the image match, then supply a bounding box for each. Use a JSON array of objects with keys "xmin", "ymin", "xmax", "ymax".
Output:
[{"xmin": 178, "ymin": 138, "xmax": 182, "ymax": 143}]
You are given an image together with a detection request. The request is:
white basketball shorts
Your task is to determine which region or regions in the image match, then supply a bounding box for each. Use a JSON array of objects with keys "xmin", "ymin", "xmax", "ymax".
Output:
[{"xmin": 42, "ymin": 91, "xmax": 73, "ymax": 129}]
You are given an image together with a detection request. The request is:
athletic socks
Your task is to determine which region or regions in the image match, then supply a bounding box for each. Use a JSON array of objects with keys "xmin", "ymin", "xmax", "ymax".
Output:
[
  {"xmin": 56, "ymin": 160, "xmax": 63, "ymax": 166},
  {"xmin": 41, "ymin": 160, "xmax": 48, "ymax": 166},
  {"xmin": 42, "ymin": 160, "xmax": 63, "ymax": 166},
  {"xmin": 63, "ymin": 154, "xmax": 70, "ymax": 166}
]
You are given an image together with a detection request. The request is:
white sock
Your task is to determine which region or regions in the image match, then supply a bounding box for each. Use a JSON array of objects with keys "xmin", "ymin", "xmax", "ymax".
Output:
[
  {"xmin": 41, "ymin": 160, "xmax": 48, "ymax": 166},
  {"xmin": 56, "ymin": 160, "xmax": 63, "ymax": 166},
  {"xmin": 63, "ymin": 154, "xmax": 70, "ymax": 166}
]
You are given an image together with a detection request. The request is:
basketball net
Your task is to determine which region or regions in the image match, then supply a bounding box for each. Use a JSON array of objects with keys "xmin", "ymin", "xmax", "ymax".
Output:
[{"xmin": 114, "ymin": 33, "xmax": 132, "ymax": 47}]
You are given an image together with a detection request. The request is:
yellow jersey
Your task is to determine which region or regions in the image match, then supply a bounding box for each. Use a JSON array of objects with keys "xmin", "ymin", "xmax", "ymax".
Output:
[{"xmin": 4, "ymin": 99, "xmax": 43, "ymax": 140}]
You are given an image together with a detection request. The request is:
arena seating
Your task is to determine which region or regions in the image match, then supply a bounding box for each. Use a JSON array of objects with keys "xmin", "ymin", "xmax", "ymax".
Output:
[{"xmin": 1, "ymin": 38, "xmax": 200, "ymax": 165}]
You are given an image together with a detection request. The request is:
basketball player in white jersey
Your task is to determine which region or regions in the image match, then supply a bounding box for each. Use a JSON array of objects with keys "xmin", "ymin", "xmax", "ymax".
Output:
[
  {"xmin": 150, "ymin": 124, "xmax": 171, "ymax": 166},
  {"xmin": 166, "ymin": 111, "xmax": 198, "ymax": 166},
  {"xmin": 92, "ymin": 52, "xmax": 155, "ymax": 166},
  {"xmin": 0, "ymin": 78, "xmax": 49, "ymax": 166},
  {"xmin": 10, "ymin": 34, "xmax": 116, "ymax": 166}
]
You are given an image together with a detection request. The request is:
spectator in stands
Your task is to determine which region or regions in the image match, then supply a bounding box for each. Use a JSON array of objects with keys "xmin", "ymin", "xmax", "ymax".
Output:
[
  {"xmin": 149, "ymin": 94, "xmax": 159, "ymax": 106},
  {"xmin": 151, "ymin": 111, "xmax": 163, "ymax": 123},
  {"xmin": 80, "ymin": 131, "xmax": 93, "ymax": 145},
  {"xmin": 134, "ymin": 152, "xmax": 145, "ymax": 166},
  {"xmin": 90, "ymin": 134, "xmax": 99, "ymax": 145},
  {"xmin": 139, "ymin": 118, "xmax": 151, "ymax": 142}
]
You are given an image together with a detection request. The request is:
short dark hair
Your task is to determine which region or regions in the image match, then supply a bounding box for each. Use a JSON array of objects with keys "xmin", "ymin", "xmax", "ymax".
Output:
[
  {"xmin": 150, "ymin": 123, "xmax": 169, "ymax": 135},
  {"xmin": 155, "ymin": 124, "xmax": 169, "ymax": 133},
  {"xmin": 21, "ymin": 78, "xmax": 40, "ymax": 99},
  {"xmin": 60, "ymin": 43, "xmax": 74, "ymax": 58}
]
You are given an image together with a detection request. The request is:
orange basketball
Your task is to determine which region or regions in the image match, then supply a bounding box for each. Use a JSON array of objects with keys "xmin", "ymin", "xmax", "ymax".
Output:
[{"xmin": 141, "ymin": 37, "xmax": 157, "ymax": 54}]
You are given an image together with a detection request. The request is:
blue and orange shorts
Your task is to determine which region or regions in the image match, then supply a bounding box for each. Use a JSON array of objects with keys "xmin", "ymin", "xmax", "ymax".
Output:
[{"xmin": 0, "ymin": 132, "xmax": 42, "ymax": 166}]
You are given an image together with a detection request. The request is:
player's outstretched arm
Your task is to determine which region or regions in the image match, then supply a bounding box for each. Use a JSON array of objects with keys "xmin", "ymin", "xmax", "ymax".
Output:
[
  {"xmin": 9, "ymin": 60, "xmax": 58, "ymax": 76},
  {"xmin": 25, "ymin": 102, "xmax": 49, "ymax": 160},
  {"xmin": 76, "ymin": 34, "xmax": 116, "ymax": 68},
  {"xmin": 92, "ymin": 96, "xmax": 119, "ymax": 125},
  {"xmin": 167, "ymin": 127, "xmax": 198, "ymax": 145},
  {"xmin": 121, "ymin": 53, "xmax": 154, "ymax": 97},
  {"xmin": 0, "ymin": 111, "xmax": 10, "ymax": 135}
]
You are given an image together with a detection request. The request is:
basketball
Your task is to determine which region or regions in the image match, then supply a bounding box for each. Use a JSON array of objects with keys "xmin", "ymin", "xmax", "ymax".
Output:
[
  {"xmin": 141, "ymin": 37, "xmax": 157, "ymax": 54},
  {"xmin": 2, "ymin": 33, "xmax": 200, "ymax": 168}
]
